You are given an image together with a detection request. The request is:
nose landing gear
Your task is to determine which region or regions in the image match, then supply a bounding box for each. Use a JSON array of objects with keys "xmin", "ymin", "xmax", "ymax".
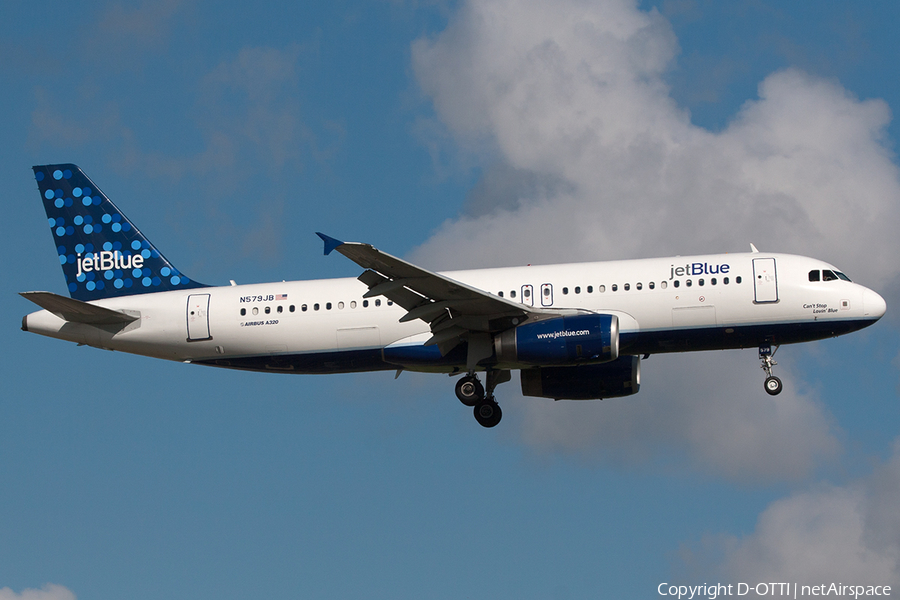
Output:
[
  {"xmin": 759, "ymin": 345, "xmax": 783, "ymax": 396},
  {"xmin": 454, "ymin": 369, "xmax": 510, "ymax": 428}
]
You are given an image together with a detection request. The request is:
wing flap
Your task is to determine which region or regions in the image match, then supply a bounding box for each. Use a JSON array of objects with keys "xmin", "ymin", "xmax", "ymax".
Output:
[{"xmin": 357, "ymin": 270, "xmax": 427, "ymax": 311}]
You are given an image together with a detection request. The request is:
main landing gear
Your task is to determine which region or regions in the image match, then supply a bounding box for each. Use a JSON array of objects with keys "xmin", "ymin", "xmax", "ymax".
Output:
[
  {"xmin": 759, "ymin": 345, "xmax": 783, "ymax": 396},
  {"xmin": 454, "ymin": 370, "xmax": 510, "ymax": 428}
]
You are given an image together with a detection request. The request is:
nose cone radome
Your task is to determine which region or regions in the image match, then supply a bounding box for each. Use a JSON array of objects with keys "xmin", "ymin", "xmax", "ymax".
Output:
[{"xmin": 863, "ymin": 288, "xmax": 887, "ymax": 319}]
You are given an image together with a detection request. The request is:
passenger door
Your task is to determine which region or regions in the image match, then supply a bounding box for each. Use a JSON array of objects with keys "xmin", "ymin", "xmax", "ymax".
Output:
[
  {"xmin": 187, "ymin": 294, "xmax": 212, "ymax": 341},
  {"xmin": 752, "ymin": 258, "xmax": 778, "ymax": 303}
]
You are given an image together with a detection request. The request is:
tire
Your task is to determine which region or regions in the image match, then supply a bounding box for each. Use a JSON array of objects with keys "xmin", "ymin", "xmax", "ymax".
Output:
[
  {"xmin": 455, "ymin": 376, "xmax": 484, "ymax": 406},
  {"xmin": 473, "ymin": 400, "xmax": 502, "ymax": 428},
  {"xmin": 764, "ymin": 376, "xmax": 783, "ymax": 396}
]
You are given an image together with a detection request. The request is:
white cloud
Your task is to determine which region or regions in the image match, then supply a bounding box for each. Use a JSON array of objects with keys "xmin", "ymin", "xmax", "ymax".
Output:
[
  {"xmin": 680, "ymin": 440, "xmax": 900, "ymax": 586},
  {"xmin": 407, "ymin": 0, "xmax": 900, "ymax": 479},
  {"xmin": 515, "ymin": 349, "xmax": 840, "ymax": 482},
  {"xmin": 409, "ymin": 0, "xmax": 900, "ymax": 289},
  {"xmin": 0, "ymin": 584, "xmax": 76, "ymax": 600}
]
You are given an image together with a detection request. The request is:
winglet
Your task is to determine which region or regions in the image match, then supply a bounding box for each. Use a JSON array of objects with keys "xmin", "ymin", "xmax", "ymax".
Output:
[{"xmin": 316, "ymin": 232, "xmax": 344, "ymax": 256}]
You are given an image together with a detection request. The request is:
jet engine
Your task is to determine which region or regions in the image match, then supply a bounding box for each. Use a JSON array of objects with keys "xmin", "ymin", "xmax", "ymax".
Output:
[
  {"xmin": 494, "ymin": 313, "xmax": 618, "ymax": 366},
  {"xmin": 520, "ymin": 355, "xmax": 641, "ymax": 400}
]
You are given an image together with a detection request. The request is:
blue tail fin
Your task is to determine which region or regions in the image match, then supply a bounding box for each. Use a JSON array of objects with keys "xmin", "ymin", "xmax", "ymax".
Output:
[{"xmin": 33, "ymin": 164, "xmax": 207, "ymax": 301}]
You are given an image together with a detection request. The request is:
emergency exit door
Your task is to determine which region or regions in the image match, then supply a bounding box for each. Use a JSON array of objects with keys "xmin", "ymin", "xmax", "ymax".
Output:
[
  {"xmin": 521, "ymin": 285, "xmax": 534, "ymax": 307},
  {"xmin": 187, "ymin": 294, "xmax": 212, "ymax": 341},
  {"xmin": 752, "ymin": 258, "xmax": 778, "ymax": 303}
]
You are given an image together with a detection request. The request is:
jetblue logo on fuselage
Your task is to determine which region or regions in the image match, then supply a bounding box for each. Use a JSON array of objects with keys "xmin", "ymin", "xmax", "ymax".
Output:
[
  {"xmin": 76, "ymin": 251, "xmax": 145, "ymax": 278},
  {"xmin": 669, "ymin": 262, "xmax": 730, "ymax": 280}
]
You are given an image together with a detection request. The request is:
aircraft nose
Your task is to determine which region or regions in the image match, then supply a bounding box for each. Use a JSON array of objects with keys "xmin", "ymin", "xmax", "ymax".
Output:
[{"xmin": 863, "ymin": 287, "xmax": 887, "ymax": 319}]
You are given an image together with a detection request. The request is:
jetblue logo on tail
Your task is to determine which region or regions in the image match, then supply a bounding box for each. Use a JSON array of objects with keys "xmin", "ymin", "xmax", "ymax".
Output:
[
  {"xmin": 34, "ymin": 164, "xmax": 207, "ymax": 300},
  {"xmin": 77, "ymin": 251, "xmax": 144, "ymax": 277}
]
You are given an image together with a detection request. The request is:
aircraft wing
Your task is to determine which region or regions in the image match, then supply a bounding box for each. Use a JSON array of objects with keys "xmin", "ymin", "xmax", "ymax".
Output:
[{"xmin": 316, "ymin": 233, "xmax": 550, "ymax": 352}]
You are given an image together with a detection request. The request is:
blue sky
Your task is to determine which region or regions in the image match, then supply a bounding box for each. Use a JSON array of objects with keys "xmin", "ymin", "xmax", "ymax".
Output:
[{"xmin": 3, "ymin": 1, "xmax": 900, "ymax": 599}]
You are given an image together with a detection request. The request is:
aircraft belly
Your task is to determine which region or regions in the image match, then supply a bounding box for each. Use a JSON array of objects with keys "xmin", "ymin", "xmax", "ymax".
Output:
[{"xmin": 621, "ymin": 317, "xmax": 878, "ymax": 355}]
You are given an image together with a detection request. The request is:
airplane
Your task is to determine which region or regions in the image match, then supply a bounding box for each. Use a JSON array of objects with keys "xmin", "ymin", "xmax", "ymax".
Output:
[{"xmin": 21, "ymin": 164, "xmax": 887, "ymax": 428}]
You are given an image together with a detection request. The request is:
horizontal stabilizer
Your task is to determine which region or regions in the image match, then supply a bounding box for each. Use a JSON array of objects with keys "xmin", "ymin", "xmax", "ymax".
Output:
[{"xmin": 20, "ymin": 291, "xmax": 138, "ymax": 325}]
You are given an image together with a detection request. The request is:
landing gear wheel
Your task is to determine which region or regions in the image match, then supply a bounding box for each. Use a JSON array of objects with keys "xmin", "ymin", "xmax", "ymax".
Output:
[
  {"xmin": 764, "ymin": 376, "xmax": 783, "ymax": 396},
  {"xmin": 455, "ymin": 375, "xmax": 484, "ymax": 407},
  {"xmin": 473, "ymin": 399, "xmax": 502, "ymax": 428},
  {"xmin": 759, "ymin": 345, "xmax": 783, "ymax": 396}
]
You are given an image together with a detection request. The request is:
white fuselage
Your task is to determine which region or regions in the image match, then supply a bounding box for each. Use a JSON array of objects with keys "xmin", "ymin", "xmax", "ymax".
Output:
[{"xmin": 23, "ymin": 252, "xmax": 886, "ymax": 374}]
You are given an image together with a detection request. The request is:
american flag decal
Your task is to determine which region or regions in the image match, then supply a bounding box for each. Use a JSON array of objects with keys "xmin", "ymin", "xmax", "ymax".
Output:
[{"xmin": 276, "ymin": 294, "xmax": 287, "ymax": 300}]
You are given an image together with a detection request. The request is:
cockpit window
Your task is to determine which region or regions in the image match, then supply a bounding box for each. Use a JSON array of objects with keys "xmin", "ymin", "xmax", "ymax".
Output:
[{"xmin": 818, "ymin": 270, "xmax": 851, "ymax": 282}]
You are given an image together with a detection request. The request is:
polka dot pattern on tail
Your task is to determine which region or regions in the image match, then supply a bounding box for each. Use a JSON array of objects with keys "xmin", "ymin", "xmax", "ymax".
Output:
[{"xmin": 32, "ymin": 164, "xmax": 207, "ymax": 301}]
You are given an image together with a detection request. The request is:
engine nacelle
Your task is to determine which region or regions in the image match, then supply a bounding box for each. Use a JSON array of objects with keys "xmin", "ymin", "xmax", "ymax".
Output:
[
  {"xmin": 495, "ymin": 314, "xmax": 619, "ymax": 367},
  {"xmin": 520, "ymin": 355, "xmax": 641, "ymax": 400}
]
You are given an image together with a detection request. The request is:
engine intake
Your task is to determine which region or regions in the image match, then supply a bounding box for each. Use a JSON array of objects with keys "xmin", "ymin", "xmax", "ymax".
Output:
[
  {"xmin": 495, "ymin": 313, "xmax": 619, "ymax": 366},
  {"xmin": 520, "ymin": 355, "xmax": 641, "ymax": 400}
]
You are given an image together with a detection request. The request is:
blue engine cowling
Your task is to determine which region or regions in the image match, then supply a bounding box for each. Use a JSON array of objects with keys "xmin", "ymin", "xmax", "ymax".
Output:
[
  {"xmin": 494, "ymin": 313, "xmax": 619, "ymax": 366},
  {"xmin": 520, "ymin": 356, "xmax": 641, "ymax": 400}
]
